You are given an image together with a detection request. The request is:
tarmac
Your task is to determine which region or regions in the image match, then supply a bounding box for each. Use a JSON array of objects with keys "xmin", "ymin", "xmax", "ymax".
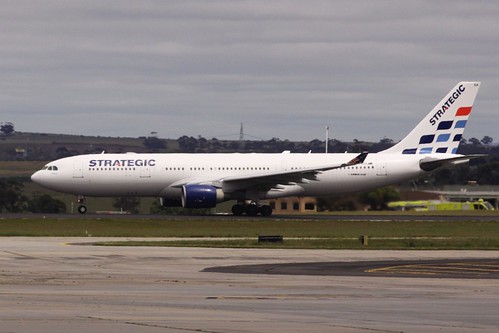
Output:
[{"xmin": 1, "ymin": 237, "xmax": 499, "ymax": 332}]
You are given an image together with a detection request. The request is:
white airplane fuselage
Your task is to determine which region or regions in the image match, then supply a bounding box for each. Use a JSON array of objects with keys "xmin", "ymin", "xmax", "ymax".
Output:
[{"xmin": 31, "ymin": 152, "xmax": 427, "ymax": 199}]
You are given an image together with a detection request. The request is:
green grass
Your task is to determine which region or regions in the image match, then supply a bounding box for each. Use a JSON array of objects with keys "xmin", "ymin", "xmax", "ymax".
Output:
[
  {"xmin": 0, "ymin": 161, "xmax": 46, "ymax": 177},
  {"xmin": 95, "ymin": 237, "xmax": 499, "ymax": 250},
  {"xmin": 0, "ymin": 215, "xmax": 499, "ymax": 249}
]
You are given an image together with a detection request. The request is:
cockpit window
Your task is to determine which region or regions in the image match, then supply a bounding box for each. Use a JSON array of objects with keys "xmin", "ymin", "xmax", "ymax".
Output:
[{"xmin": 45, "ymin": 166, "xmax": 58, "ymax": 171}]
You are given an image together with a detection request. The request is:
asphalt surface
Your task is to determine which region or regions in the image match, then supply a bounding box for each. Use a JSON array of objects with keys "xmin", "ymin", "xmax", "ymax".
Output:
[
  {"xmin": 1, "ymin": 237, "xmax": 499, "ymax": 333},
  {"xmin": 205, "ymin": 258, "xmax": 499, "ymax": 279}
]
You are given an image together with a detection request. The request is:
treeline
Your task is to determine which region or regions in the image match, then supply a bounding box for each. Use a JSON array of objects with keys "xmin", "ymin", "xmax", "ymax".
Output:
[
  {"xmin": 174, "ymin": 136, "xmax": 395, "ymax": 153},
  {"xmin": 0, "ymin": 179, "xmax": 203, "ymax": 214},
  {"xmin": 1, "ymin": 128, "xmax": 497, "ymax": 159},
  {"xmin": 0, "ymin": 179, "xmax": 144, "ymax": 214},
  {"xmin": 0, "ymin": 179, "xmax": 66, "ymax": 213}
]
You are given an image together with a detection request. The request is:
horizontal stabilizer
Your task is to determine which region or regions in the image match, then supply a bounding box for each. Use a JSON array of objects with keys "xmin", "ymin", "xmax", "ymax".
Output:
[{"xmin": 419, "ymin": 154, "xmax": 486, "ymax": 172}]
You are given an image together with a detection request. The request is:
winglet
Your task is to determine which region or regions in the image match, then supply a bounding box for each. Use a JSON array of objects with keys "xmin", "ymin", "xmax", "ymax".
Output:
[{"xmin": 343, "ymin": 151, "xmax": 368, "ymax": 167}]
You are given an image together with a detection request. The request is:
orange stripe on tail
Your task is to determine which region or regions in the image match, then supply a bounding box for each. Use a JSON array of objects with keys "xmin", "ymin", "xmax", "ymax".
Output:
[{"xmin": 456, "ymin": 106, "xmax": 472, "ymax": 116}]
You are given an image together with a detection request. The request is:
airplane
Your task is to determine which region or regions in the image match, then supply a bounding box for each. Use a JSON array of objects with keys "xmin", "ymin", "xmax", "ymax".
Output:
[{"xmin": 31, "ymin": 82, "xmax": 483, "ymax": 216}]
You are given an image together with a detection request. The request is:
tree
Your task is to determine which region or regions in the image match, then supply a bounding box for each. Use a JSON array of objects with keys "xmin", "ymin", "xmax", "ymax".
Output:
[
  {"xmin": 55, "ymin": 147, "xmax": 73, "ymax": 159},
  {"xmin": 112, "ymin": 197, "xmax": 141, "ymax": 214},
  {"xmin": 0, "ymin": 179, "xmax": 27, "ymax": 212},
  {"xmin": 358, "ymin": 187, "xmax": 400, "ymax": 211},
  {"xmin": 316, "ymin": 196, "xmax": 357, "ymax": 211},
  {"xmin": 370, "ymin": 137, "xmax": 395, "ymax": 153},
  {"xmin": 468, "ymin": 137, "xmax": 481, "ymax": 146},
  {"xmin": 472, "ymin": 163, "xmax": 497, "ymax": 184},
  {"xmin": 0, "ymin": 122, "xmax": 14, "ymax": 136},
  {"xmin": 177, "ymin": 136, "xmax": 198, "ymax": 152},
  {"xmin": 197, "ymin": 136, "xmax": 208, "ymax": 152},
  {"xmin": 27, "ymin": 193, "xmax": 66, "ymax": 213},
  {"xmin": 143, "ymin": 137, "xmax": 166, "ymax": 150},
  {"xmin": 481, "ymin": 136, "xmax": 493, "ymax": 145}
]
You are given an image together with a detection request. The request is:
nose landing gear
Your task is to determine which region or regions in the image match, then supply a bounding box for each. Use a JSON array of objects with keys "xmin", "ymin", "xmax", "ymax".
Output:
[{"xmin": 77, "ymin": 195, "xmax": 87, "ymax": 214}]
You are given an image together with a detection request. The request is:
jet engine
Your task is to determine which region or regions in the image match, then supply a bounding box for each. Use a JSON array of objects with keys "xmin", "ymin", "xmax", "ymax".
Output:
[{"xmin": 181, "ymin": 185, "xmax": 224, "ymax": 208}]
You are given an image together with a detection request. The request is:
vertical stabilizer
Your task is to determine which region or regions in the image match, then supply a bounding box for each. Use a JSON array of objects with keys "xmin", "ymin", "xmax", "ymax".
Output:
[{"xmin": 380, "ymin": 82, "xmax": 480, "ymax": 155}]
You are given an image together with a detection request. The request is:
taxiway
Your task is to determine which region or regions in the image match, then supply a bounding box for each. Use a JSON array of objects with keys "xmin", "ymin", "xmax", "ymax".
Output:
[{"xmin": 1, "ymin": 237, "xmax": 499, "ymax": 332}]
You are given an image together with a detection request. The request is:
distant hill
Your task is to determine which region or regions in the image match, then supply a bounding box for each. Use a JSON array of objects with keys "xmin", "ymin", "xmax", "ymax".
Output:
[
  {"xmin": 0, "ymin": 132, "xmax": 155, "ymax": 161},
  {"xmin": 0, "ymin": 131, "xmax": 371, "ymax": 161}
]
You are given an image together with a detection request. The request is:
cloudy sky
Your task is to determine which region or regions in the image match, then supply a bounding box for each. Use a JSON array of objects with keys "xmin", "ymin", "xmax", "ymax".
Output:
[{"xmin": 1, "ymin": 1, "xmax": 498, "ymax": 142}]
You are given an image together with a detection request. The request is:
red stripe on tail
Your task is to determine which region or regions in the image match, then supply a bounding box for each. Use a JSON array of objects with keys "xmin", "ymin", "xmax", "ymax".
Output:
[{"xmin": 456, "ymin": 106, "xmax": 472, "ymax": 116}]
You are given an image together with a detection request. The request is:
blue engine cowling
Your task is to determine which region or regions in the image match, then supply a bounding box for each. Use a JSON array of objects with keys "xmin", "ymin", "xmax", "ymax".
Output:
[{"xmin": 182, "ymin": 185, "xmax": 224, "ymax": 208}]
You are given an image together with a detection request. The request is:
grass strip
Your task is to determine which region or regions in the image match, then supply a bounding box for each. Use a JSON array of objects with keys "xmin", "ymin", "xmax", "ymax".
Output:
[
  {"xmin": 0, "ymin": 216, "xmax": 498, "ymax": 250},
  {"xmin": 0, "ymin": 216, "xmax": 498, "ymax": 237},
  {"xmin": 0, "ymin": 217, "xmax": 499, "ymax": 238},
  {"xmin": 94, "ymin": 237, "xmax": 499, "ymax": 250}
]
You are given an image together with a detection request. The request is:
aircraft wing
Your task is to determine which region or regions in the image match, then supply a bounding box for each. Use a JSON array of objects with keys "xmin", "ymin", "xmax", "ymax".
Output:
[
  {"xmin": 169, "ymin": 152, "xmax": 368, "ymax": 191},
  {"xmin": 419, "ymin": 154, "xmax": 486, "ymax": 172}
]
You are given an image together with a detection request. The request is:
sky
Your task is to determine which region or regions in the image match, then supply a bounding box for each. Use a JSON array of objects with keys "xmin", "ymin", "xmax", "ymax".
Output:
[{"xmin": 1, "ymin": 1, "xmax": 498, "ymax": 143}]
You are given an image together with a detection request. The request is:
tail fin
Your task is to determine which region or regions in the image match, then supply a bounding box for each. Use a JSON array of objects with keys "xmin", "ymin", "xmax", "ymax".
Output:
[{"xmin": 380, "ymin": 82, "xmax": 481, "ymax": 155}]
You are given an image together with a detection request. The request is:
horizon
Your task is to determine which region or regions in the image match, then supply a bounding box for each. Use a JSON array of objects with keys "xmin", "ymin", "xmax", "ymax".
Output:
[{"xmin": 8, "ymin": 129, "xmax": 495, "ymax": 145}]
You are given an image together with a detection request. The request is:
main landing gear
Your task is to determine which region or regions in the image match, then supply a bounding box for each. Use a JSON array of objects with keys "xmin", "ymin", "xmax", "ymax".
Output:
[
  {"xmin": 231, "ymin": 202, "xmax": 273, "ymax": 216},
  {"xmin": 77, "ymin": 195, "xmax": 87, "ymax": 214}
]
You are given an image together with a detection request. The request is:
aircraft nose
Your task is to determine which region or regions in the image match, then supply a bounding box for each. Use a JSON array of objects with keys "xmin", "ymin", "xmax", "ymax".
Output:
[{"xmin": 31, "ymin": 171, "xmax": 43, "ymax": 184}]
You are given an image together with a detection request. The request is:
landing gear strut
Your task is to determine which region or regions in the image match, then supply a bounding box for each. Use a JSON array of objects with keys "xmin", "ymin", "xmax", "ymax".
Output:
[
  {"xmin": 77, "ymin": 195, "xmax": 87, "ymax": 214},
  {"xmin": 231, "ymin": 202, "xmax": 273, "ymax": 216}
]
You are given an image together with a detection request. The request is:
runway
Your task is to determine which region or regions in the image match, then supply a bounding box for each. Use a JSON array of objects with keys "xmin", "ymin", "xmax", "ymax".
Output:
[{"xmin": 1, "ymin": 237, "xmax": 499, "ymax": 333}]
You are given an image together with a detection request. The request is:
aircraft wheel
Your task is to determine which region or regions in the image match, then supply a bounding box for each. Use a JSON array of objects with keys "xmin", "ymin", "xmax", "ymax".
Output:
[
  {"xmin": 77, "ymin": 205, "xmax": 87, "ymax": 214},
  {"xmin": 259, "ymin": 205, "xmax": 273, "ymax": 216},
  {"xmin": 245, "ymin": 204, "xmax": 259, "ymax": 216},
  {"xmin": 232, "ymin": 204, "xmax": 245, "ymax": 216}
]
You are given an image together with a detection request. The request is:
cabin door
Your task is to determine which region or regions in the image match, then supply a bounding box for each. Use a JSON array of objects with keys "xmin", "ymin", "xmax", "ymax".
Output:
[
  {"xmin": 140, "ymin": 165, "xmax": 151, "ymax": 178},
  {"xmin": 73, "ymin": 161, "xmax": 84, "ymax": 178},
  {"xmin": 376, "ymin": 163, "xmax": 388, "ymax": 176}
]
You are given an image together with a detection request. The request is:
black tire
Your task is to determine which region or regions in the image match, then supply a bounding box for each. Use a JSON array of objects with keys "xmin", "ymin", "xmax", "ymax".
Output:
[
  {"xmin": 232, "ymin": 204, "xmax": 245, "ymax": 216},
  {"xmin": 244, "ymin": 205, "xmax": 259, "ymax": 216},
  {"xmin": 259, "ymin": 205, "xmax": 273, "ymax": 216},
  {"xmin": 77, "ymin": 205, "xmax": 87, "ymax": 214}
]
